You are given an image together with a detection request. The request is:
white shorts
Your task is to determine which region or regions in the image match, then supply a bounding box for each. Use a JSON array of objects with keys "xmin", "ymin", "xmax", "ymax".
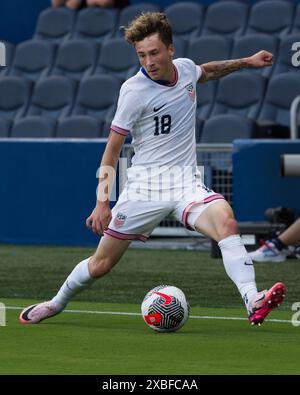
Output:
[{"xmin": 104, "ymin": 182, "xmax": 225, "ymax": 242}]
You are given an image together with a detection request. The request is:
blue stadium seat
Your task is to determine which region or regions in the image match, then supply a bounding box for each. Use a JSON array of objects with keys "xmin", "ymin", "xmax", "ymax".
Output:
[
  {"xmin": 0, "ymin": 118, "xmax": 11, "ymax": 137},
  {"xmin": 11, "ymin": 116, "xmax": 56, "ymax": 138},
  {"xmin": 200, "ymin": 114, "xmax": 256, "ymax": 143},
  {"xmin": 202, "ymin": 1, "xmax": 248, "ymax": 38},
  {"xmin": 34, "ymin": 7, "xmax": 75, "ymax": 42},
  {"xmin": 291, "ymin": 4, "xmax": 300, "ymax": 33},
  {"xmin": 173, "ymin": 37, "xmax": 186, "ymax": 59},
  {"xmin": 258, "ymin": 72, "xmax": 300, "ymax": 129},
  {"xmin": 187, "ymin": 36, "xmax": 232, "ymax": 65},
  {"xmin": 231, "ymin": 34, "xmax": 278, "ymax": 78},
  {"xmin": 165, "ymin": 2, "xmax": 204, "ymax": 41},
  {"xmin": 0, "ymin": 41, "xmax": 15, "ymax": 76},
  {"xmin": 27, "ymin": 76, "xmax": 75, "ymax": 120},
  {"xmin": 195, "ymin": 118, "xmax": 204, "ymax": 143},
  {"xmin": 72, "ymin": 75, "xmax": 120, "ymax": 130},
  {"xmin": 273, "ymin": 34, "xmax": 300, "ymax": 74},
  {"xmin": 51, "ymin": 40, "xmax": 97, "ymax": 81},
  {"xmin": 0, "ymin": 76, "xmax": 31, "ymax": 121},
  {"xmin": 9, "ymin": 40, "xmax": 55, "ymax": 81},
  {"xmin": 56, "ymin": 116, "xmax": 101, "ymax": 138},
  {"xmin": 196, "ymin": 81, "xmax": 218, "ymax": 121},
  {"xmin": 116, "ymin": 3, "xmax": 160, "ymax": 36},
  {"xmin": 93, "ymin": 38, "xmax": 138, "ymax": 81},
  {"xmin": 211, "ymin": 72, "xmax": 267, "ymax": 119},
  {"xmin": 74, "ymin": 7, "xmax": 116, "ymax": 43},
  {"xmin": 245, "ymin": 0, "xmax": 294, "ymax": 37}
]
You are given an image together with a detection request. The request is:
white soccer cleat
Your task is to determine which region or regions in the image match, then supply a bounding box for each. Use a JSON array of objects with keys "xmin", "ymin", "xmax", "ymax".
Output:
[
  {"xmin": 249, "ymin": 241, "xmax": 289, "ymax": 263},
  {"xmin": 19, "ymin": 301, "xmax": 59, "ymax": 324}
]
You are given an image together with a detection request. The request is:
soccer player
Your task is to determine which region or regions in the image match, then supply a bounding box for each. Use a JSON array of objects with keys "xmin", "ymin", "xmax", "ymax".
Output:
[
  {"xmin": 20, "ymin": 13, "xmax": 286, "ymax": 326},
  {"xmin": 250, "ymin": 217, "xmax": 300, "ymax": 263}
]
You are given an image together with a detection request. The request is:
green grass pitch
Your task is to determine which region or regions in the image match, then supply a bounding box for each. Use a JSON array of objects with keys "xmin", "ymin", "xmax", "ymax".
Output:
[{"xmin": 1, "ymin": 245, "xmax": 300, "ymax": 374}]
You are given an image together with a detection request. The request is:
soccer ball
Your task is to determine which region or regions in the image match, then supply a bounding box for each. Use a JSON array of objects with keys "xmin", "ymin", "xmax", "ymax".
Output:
[{"xmin": 141, "ymin": 285, "xmax": 190, "ymax": 333}]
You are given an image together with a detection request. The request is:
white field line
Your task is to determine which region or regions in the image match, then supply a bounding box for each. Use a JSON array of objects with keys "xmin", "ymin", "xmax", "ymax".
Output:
[{"xmin": 5, "ymin": 305, "xmax": 292, "ymax": 324}]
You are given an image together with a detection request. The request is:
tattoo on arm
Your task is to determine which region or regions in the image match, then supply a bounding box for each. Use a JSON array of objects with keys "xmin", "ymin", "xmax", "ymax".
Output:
[{"xmin": 199, "ymin": 59, "xmax": 249, "ymax": 82}]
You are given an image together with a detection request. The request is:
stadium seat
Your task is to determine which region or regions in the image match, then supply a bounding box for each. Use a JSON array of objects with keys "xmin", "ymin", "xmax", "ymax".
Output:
[
  {"xmin": 291, "ymin": 4, "xmax": 300, "ymax": 33},
  {"xmin": 196, "ymin": 81, "xmax": 218, "ymax": 121},
  {"xmin": 0, "ymin": 118, "xmax": 11, "ymax": 137},
  {"xmin": 9, "ymin": 40, "xmax": 55, "ymax": 81},
  {"xmin": 116, "ymin": 3, "xmax": 160, "ymax": 37},
  {"xmin": 258, "ymin": 72, "xmax": 300, "ymax": 134},
  {"xmin": 200, "ymin": 114, "xmax": 256, "ymax": 144},
  {"xmin": 273, "ymin": 34, "xmax": 300, "ymax": 74},
  {"xmin": 56, "ymin": 116, "xmax": 101, "ymax": 138},
  {"xmin": 93, "ymin": 38, "xmax": 138, "ymax": 81},
  {"xmin": 187, "ymin": 36, "xmax": 232, "ymax": 65},
  {"xmin": 245, "ymin": 0, "xmax": 294, "ymax": 37},
  {"xmin": 0, "ymin": 41, "xmax": 15, "ymax": 76},
  {"xmin": 51, "ymin": 40, "xmax": 97, "ymax": 81},
  {"xmin": 165, "ymin": 2, "xmax": 204, "ymax": 41},
  {"xmin": 11, "ymin": 116, "xmax": 56, "ymax": 138},
  {"xmin": 27, "ymin": 76, "xmax": 76, "ymax": 119},
  {"xmin": 173, "ymin": 37, "xmax": 186, "ymax": 59},
  {"xmin": 34, "ymin": 7, "xmax": 75, "ymax": 42},
  {"xmin": 74, "ymin": 7, "xmax": 116, "ymax": 43},
  {"xmin": 0, "ymin": 76, "xmax": 31, "ymax": 121},
  {"xmin": 231, "ymin": 34, "xmax": 278, "ymax": 78},
  {"xmin": 211, "ymin": 72, "xmax": 267, "ymax": 119},
  {"xmin": 195, "ymin": 118, "xmax": 204, "ymax": 143},
  {"xmin": 72, "ymin": 75, "xmax": 120, "ymax": 129},
  {"xmin": 202, "ymin": 1, "xmax": 248, "ymax": 38}
]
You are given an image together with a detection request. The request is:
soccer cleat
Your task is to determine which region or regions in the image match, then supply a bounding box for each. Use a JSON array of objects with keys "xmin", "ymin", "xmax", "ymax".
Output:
[
  {"xmin": 249, "ymin": 241, "xmax": 289, "ymax": 263},
  {"xmin": 248, "ymin": 282, "xmax": 286, "ymax": 326},
  {"xmin": 19, "ymin": 301, "xmax": 59, "ymax": 324}
]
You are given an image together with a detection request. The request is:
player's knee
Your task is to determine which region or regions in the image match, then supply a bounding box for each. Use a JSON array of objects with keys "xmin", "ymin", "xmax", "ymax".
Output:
[
  {"xmin": 217, "ymin": 212, "xmax": 238, "ymax": 240},
  {"xmin": 89, "ymin": 254, "xmax": 114, "ymax": 278}
]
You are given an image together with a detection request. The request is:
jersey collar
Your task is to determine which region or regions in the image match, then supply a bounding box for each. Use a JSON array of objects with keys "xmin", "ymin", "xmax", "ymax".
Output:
[{"xmin": 141, "ymin": 64, "xmax": 178, "ymax": 87}]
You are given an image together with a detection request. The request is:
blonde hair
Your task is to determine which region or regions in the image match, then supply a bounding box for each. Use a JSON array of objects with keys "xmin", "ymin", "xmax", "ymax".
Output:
[{"xmin": 124, "ymin": 12, "xmax": 173, "ymax": 47}]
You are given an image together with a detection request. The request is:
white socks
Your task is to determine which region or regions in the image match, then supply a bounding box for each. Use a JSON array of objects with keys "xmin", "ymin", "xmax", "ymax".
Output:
[
  {"xmin": 51, "ymin": 257, "xmax": 95, "ymax": 311},
  {"xmin": 50, "ymin": 236, "xmax": 257, "ymax": 313},
  {"xmin": 218, "ymin": 235, "xmax": 257, "ymax": 312}
]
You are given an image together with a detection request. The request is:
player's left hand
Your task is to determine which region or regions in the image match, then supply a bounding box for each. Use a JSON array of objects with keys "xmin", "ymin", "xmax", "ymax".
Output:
[{"xmin": 248, "ymin": 50, "xmax": 273, "ymax": 68}]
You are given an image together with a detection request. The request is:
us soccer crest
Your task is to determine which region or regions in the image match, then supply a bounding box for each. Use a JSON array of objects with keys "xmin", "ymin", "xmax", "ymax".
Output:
[
  {"xmin": 114, "ymin": 212, "xmax": 127, "ymax": 227},
  {"xmin": 185, "ymin": 82, "xmax": 196, "ymax": 101}
]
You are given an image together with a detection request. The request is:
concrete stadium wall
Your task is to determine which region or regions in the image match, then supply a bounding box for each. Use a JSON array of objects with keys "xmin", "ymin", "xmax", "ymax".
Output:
[
  {"xmin": 233, "ymin": 140, "xmax": 300, "ymax": 221},
  {"xmin": 0, "ymin": 139, "xmax": 107, "ymax": 246}
]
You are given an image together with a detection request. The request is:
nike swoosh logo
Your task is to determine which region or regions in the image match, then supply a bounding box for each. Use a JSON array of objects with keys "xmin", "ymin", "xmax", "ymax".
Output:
[
  {"xmin": 255, "ymin": 294, "xmax": 265, "ymax": 303},
  {"xmin": 153, "ymin": 291, "xmax": 172, "ymax": 305},
  {"xmin": 244, "ymin": 261, "xmax": 253, "ymax": 266},
  {"xmin": 153, "ymin": 104, "xmax": 166, "ymax": 112}
]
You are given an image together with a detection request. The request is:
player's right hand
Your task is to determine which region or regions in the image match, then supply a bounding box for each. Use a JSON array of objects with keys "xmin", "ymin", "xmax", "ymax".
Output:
[{"xmin": 85, "ymin": 202, "xmax": 112, "ymax": 236}]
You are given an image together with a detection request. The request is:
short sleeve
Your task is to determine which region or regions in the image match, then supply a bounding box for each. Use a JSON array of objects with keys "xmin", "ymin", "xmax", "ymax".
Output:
[
  {"xmin": 196, "ymin": 65, "xmax": 202, "ymax": 81},
  {"xmin": 186, "ymin": 58, "xmax": 202, "ymax": 81},
  {"xmin": 174, "ymin": 58, "xmax": 202, "ymax": 84},
  {"xmin": 111, "ymin": 84, "xmax": 143, "ymax": 136}
]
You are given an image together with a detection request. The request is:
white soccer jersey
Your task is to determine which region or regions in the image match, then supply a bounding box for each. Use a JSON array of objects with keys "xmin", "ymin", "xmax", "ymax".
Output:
[
  {"xmin": 105, "ymin": 59, "xmax": 226, "ymax": 241},
  {"xmin": 111, "ymin": 58, "xmax": 202, "ymax": 190}
]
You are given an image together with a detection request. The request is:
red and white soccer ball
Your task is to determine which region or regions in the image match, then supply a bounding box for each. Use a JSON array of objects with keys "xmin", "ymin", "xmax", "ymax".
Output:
[{"xmin": 141, "ymin": 285, "xmax": 190, "ymax": 333}]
